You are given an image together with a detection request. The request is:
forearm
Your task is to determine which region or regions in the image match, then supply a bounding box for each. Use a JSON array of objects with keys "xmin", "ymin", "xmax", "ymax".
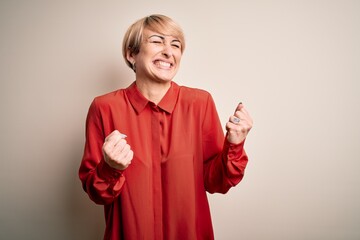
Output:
[
  {"xmin": 79, "ymin": 99, "xmax": 126, "ymax": 205},
  {"xmin": 204, "ymin": 138, "xmax": 248, "ymax": 194},
  {"xmin": 80, "ymin": 157, "xmax": 125, "ymax": 205}
]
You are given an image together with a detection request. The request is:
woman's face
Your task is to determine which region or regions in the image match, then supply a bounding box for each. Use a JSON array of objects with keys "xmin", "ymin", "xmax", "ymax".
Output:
[{"xmin": 130, "ymin": 28, "xmax": 183, "ymax": 83}]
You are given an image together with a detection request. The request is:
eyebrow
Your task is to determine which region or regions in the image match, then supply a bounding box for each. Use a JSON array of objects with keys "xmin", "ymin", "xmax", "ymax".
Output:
[
  {"xmin": 148, "ymin": 34, "xmax": 165, "ymax": 40},
  {"xmin": 148, "ymin": 34, "xmax": 181, "ymax": 43}
]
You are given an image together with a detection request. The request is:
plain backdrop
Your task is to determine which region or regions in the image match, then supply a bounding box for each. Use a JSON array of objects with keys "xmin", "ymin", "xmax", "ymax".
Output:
[{"xmin": 1, "ymin": 0, "xmax": 359, "ymax": 239}]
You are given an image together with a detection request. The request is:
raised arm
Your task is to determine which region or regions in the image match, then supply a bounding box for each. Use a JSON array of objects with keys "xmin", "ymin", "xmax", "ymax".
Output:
[
  {"xmin": 78, "ymin": 100, "xmax": 133, "ymax": 205},
  {"xmin": 203, "ymin": 98, "xmax": 252, "ymax": 194}
]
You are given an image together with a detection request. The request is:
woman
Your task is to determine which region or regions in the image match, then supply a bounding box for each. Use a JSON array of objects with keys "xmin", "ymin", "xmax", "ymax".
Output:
[{"xmin": 79, "ymin": 14, "xmax": 253, "ymax": 240}]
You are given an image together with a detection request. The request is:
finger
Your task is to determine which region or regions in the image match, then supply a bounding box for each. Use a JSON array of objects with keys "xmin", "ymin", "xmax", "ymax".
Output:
[
  {"xmin": 236, "ymin": 103, "xmax": 252, "ymax": 120},
  {"xmin": 226, "ymin": 121, "xmax": 241, "ymax": 132},
  {"xmin": 114, "ymin": 137, "xmax": 127, "ymax": 149},
  {"xmin": 234, "ymin": 102, "xmax": 247, "ymax": 118},
  {"xmin": 123, "ymin": 150, "xmax": 134, "ymax": 166},
  {"xmin": 226, "ymin": 122, "xmax": 250, "ymax": 138},
  {"xmin": 103, "ymin": 139, "xmax": 116, "ymax": 155},
  {"xmin": 105, "ymin": 136, "xmax": 122, "ymax": 152},
  {"xmin": 105, "ymin": 130, "xmax": 119, "ymax": 142},
  {"xmin": 234, "ymin": 102, "xmax": 244, "ymax": 113},
  {"xmin": 103, "ymin": 137, "xmax": 125, "ymax": 158},
  {"xmin": 105, "ymin": 132, "xmax": 127, "ymax": 150},
  {"xmin": 234, "ymin": 108, "xmax": 252, "ymax": 123},
  {"xmin": 113, "ymin": 141, "xmax": 130, "ymax": 158},
  {"xmin": 240, "ymin": 105, "xmax": 249, "ymax": 115},
  {"xmin": 103, "ymin": 144, "xmax": 127, "ymax": 167},
  {"xmin": 229, "ymin": 115, "xmax": 241, "ymax": 124},
  {"xmin": 115, "ymin": 147, "xmax": 133, "ymax": 169},
  {"xmin": 105, "ymin": 130, "xmax": 127, "ymax": 142},
  {"xmin": 238, "ymin": 108, "xmax": 253, "ymax": 126}
]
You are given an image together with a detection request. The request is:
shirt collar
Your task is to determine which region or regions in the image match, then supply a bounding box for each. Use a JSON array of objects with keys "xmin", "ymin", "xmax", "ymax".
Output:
[{"xmin": 126, "ymin": 81, "xmax": 179, "ymax": 114}]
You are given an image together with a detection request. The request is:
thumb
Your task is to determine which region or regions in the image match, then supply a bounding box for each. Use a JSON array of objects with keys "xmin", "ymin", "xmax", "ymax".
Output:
[{"xmin": 234, "ymin": 102, "xmax": 243, "ymax": 114}]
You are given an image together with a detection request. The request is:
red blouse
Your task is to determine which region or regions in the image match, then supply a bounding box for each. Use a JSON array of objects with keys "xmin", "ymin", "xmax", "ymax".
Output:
[{"xmin": 79, "ymin": 81, "xmax": 248, "ymax": 240}]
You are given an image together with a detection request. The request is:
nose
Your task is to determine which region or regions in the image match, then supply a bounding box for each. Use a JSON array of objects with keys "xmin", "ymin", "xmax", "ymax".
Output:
[{"xmin": 161, "ymin": 43, "xmax": 173, "ymax": 58}]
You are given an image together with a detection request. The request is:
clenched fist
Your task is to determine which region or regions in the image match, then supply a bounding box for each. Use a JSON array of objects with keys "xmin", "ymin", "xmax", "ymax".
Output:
[
  {"xmin": 226, "ymin": 102, "xmax": 253, "ymax": 144},
  {"xmin": 102, "ymin": 130, "xmax": 134, "ymax": 170}
]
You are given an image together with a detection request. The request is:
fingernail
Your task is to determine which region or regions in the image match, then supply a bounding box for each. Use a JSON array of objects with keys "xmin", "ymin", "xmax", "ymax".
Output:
[
  {"xmin": 239, "ymin": 102, "xmax": 243, "ymax": 105},
  {"xmin": 120, "ymin": 134, "xmax": 127, "ymax": 139}
]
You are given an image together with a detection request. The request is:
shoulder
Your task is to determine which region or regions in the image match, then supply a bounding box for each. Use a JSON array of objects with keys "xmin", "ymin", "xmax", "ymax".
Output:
[
  {"xmin": 175, "ymin": 84, "xmax": 219, "ymax": 119},
  {"xmin": 178, "ymin": 85, "xmax": 213, "ymax": 103},
  {"xmin": 92, "ymin": 89, "xmax": 125, "ymax": 106},
  {"xmin": 87, "ymin": 89, "xmax": 127, "ymax": 116}
]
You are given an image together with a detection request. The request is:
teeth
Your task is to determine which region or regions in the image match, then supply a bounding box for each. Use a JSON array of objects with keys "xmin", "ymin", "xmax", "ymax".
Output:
[{"xmin": 157, "ymin": 61, "xmax": 171, "ymax": 68}]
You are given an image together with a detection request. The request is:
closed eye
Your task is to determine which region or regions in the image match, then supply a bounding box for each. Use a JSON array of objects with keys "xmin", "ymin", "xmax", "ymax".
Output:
[
  {"xmin": 171, "ymin": 40, "xmax": 181, "ymax": 49},
  {"xmin": 148, "ymin": 35, "xmax": 164, "ymax": 44},
  {"xmin": 147, "ymin": 34, "xmax": 182, "ymax": 49}
]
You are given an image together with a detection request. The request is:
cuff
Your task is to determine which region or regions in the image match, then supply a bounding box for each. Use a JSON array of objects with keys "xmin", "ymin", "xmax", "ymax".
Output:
[
  {"xmin": 97, "ymin": 159, "xmax": 124, "ymax": 181},
  {"xmin": 223, "ymin": 138, "xmax": 246, "ymax": 161}
]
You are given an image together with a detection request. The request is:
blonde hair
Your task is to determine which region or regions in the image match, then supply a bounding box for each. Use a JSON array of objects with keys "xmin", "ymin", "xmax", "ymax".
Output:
[{"xmin": 122, "ymin": 14, "xmax": 185, "ymax": 70}]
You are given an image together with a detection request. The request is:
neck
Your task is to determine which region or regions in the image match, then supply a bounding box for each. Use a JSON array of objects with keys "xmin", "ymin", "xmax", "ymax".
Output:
[{"xmin": 135, "ymin": 79, "xmax": 171, "ymax": 105}]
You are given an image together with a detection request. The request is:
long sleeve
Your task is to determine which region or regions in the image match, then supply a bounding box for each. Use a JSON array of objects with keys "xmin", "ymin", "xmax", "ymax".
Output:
[
  {"xmin": 202, "ymin": 95, "xmax": 248, "ymax": 194},
  {"xmin": 78, "ymin": 83, "xmax": 249, "ymax": 239},
  {"xmin": 78, "ymin": 99, "xmax": 126, "ymax": 205}
]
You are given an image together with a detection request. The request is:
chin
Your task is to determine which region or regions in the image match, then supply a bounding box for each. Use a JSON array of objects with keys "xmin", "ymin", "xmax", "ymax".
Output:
[
  {"xmin": 154, "ymin": 74, "xmax": 176, "ymax": 82},
  {"xmin": 154, "ymin": 78, "xmax": 173, "ymax": 83}
]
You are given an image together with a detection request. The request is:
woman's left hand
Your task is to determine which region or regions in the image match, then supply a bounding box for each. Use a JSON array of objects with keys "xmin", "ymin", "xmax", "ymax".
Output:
[{"xmin": 226, "ymin": 102, "xmax": 253, "ymax": 144}]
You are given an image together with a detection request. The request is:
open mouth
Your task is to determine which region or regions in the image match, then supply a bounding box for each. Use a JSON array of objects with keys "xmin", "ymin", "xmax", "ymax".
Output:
[{"xmin": 154, "ymin": 60, "xmax": 172, "ymax": 69}]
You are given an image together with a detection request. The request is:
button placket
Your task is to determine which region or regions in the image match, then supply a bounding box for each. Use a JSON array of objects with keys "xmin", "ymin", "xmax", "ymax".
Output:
[{"xmin": 150, "ymin": 105, "xmax": 163, "ymax": 240}]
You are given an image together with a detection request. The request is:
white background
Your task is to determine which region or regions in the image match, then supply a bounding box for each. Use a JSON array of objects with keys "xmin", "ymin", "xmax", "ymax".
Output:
[{"xmin": 1, "ymin": 0, "xmax": 359, "ymax": 239}]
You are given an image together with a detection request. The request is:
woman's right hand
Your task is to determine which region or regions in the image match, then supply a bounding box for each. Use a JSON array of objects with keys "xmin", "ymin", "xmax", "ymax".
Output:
[{"xmin": 102, "ymin": 130, "xmax": 134, "ymax": 170}]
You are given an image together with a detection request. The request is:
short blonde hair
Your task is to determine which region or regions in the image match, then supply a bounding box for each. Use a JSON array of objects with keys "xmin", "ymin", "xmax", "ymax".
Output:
[{"xmin": 122, "ymin": 14, "xmax": 185, "ymax": 70}]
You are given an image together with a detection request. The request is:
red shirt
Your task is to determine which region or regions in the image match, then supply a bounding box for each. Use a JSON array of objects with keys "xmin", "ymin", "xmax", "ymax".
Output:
[{"xmin": 79, "ymin": 81, "xmax": 248, "ymax": 240}]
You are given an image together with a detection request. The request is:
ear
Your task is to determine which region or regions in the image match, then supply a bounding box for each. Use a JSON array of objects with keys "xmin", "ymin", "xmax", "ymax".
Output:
[{"xmin": 126, "ymin": 49, "xmax": 135, "ymax": 64}]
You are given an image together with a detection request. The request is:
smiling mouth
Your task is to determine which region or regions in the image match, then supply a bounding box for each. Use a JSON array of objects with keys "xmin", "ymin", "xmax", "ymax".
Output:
[{"xmin": 154, "ymin": 60, "xmax": 172, "ymax": 69}]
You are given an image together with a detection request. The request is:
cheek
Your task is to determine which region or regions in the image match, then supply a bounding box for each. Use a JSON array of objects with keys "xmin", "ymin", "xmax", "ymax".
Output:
[{"xmin": 175, "ymin": 53, "xmax": 182, "ymax": 63}]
